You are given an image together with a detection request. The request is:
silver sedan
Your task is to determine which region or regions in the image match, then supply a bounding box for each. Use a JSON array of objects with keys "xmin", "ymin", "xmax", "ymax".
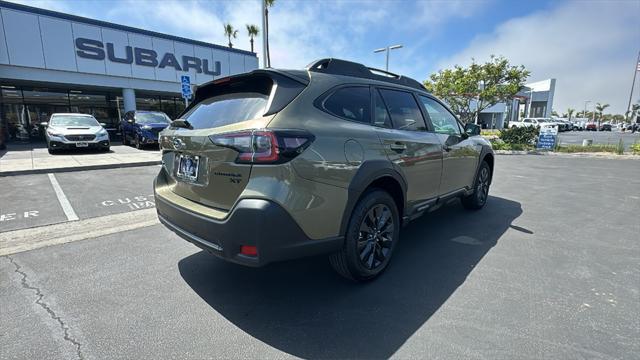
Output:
[{"xmin": 44, "ymin": 113, "xmax": 110, "ymax": 154}]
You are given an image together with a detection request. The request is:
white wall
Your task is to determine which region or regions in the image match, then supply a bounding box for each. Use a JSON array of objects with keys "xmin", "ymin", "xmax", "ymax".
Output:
[{"xmin": 0, "ymin": 5, "xmax": 258, "ymax": 91}]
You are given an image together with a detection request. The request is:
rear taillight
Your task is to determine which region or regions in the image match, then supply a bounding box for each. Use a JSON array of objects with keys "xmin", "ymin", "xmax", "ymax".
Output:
[{"xmin": 209, "ymin": 129, "xmax": 314, "ymax": 164}]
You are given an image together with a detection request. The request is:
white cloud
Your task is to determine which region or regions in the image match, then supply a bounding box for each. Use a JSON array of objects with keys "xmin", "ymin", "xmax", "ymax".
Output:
[{"xmin": 433, "ymin": 0, "xmax": 640, "ymax": 114}]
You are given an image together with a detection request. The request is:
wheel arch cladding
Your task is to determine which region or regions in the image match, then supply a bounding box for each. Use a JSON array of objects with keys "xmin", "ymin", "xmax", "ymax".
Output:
[
  {"xmin": 340, "ymin": 160, "xmax": 407, "ymax": 236},
  {"xmin": 483, "ymin": 151, "xmax": 494, "ymax": 182}
]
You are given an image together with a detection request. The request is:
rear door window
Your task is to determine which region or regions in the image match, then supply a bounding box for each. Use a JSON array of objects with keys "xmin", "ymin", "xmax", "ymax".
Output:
[
  {"xmin": 322, "ymin": 86, "xmax": 371, "ymax": 124},
  {"xmin": 378, "ymin": 88, "xmax": 427, "ymax": 131}
]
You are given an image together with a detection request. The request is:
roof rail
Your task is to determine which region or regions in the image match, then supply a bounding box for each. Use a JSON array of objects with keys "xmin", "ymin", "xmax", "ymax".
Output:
[{"xmin": 306, "ymin": 58, "xmax": 426, "ymax": 91}]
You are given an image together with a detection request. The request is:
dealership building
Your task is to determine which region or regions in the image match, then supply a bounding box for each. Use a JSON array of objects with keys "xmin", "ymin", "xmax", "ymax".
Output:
[
  {"xmin": 477, "ymin": 79, "xmax": 557, "ymax": 129},
  {"xmin": 0, "ymin": 1, "xmax": 258, "ymax": 143}
]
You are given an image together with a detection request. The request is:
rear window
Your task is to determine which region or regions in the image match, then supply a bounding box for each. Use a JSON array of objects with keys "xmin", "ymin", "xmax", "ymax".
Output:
[
  {"xmin": 181, "ymin": 75, "xmax": 274, "ymax": 130},
  {"xmin": 182, "ymin": 93, "xmax": 268, "ymax": 129}
]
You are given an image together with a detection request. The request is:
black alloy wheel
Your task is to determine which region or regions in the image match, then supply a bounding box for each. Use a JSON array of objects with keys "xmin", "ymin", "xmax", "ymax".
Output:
[
  {"xmin": 329, "ymin": 189, "xmax": 400, "ymax": 281},
  {"xmin": 357, "ymin": 204, "xmax": 394, "ymax": 270},
  {"xmin": 462, "ymin": 161, "xmax": 491, "ymax": 210}
]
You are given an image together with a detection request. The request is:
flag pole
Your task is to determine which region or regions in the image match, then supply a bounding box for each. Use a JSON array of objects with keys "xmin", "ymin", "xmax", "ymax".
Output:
[{"xmin": 627, "ymin": 50, "xmax": 640, "ymax": 113}]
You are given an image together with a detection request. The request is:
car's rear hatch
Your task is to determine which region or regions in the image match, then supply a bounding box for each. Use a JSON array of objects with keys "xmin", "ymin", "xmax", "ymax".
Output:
[{"xmin": 159, "ymin": 70, "xmax": 309, "ymax": 211}]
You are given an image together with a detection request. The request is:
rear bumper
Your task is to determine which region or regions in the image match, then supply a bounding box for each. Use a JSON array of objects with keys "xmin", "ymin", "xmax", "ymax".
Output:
[{"xmin": 155, "ymin": 192, "xmax": 343, "ymax": 267}]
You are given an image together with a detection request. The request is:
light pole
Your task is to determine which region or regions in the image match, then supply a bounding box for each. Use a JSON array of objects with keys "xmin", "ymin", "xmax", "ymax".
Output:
[
  {"xmin": 583, "ymin": 100, "xmax": 591, "ymax": 120},
  {"xmin": 374, "ymin": 44, "xmax": 403, "ymax": 71}
]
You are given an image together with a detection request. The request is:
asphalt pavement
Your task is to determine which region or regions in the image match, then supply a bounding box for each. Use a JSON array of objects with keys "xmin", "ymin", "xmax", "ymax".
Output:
[
  {"xmin": 1, "ymin": 156, "xmax": 639, "ymax": 359},
  {"xmin": 557, "ymin": 130, "xmax": 639, "ymax": 149}
]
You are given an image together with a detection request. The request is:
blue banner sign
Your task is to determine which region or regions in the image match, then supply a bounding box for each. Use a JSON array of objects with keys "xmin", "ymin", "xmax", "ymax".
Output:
[{"xmin": 537, "ymin": 126, "xmax": 558, "ymax": 150}]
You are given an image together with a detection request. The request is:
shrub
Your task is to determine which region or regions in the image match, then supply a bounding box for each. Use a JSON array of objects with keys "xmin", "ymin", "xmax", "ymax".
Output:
[
  {"xmin": 489, "ymin": 138, "xmax": 534, "ymax": 151},
  {"xmin": 555, "ymin": 144, "xmax": 617, "ymax": 153},
  {"xmin": 499, "ymin": 126, "xmax": 539, "ymax": 145},
  {"xmin": 616, "ymin": 139, "xmax": 624, "ymax": 155},
  {"xmin": 631, "ymin": 142, "xmax": 640, "ymax": 155}
]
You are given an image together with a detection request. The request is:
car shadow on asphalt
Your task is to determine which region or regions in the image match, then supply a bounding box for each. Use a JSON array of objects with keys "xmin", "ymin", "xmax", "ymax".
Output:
[{"xmin": 178, "ymin": 195, "xmax": 523, "ymax": 359}]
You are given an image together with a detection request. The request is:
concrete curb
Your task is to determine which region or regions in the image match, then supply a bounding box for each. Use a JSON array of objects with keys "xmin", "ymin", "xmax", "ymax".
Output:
[
  {"xmin": 494, "ymin": 150, "xmax": 640, "ymax": 159},
  {"xmin": 0, "ymin": 160, "xmax": 161, "ymax": 177}
]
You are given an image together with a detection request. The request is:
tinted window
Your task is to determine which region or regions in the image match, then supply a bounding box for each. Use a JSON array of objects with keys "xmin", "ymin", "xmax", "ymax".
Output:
[
  {"xmin": 182, "ymin": 92, "xmax": 268, "ymax": 129},
  {"xmin": 323, "ymin": 87, "xmax": 371, "ymax": 124},
  {"xmin": 378, "ymin": 89, "xmax": 426, "ymax": 131},
  {"xmin": 373, "ymin": 90, "xmax": 392, "ymax": 128},
  {"xmin": 419, "ymin": 96, "xmax": 461, "ymax": 135}
]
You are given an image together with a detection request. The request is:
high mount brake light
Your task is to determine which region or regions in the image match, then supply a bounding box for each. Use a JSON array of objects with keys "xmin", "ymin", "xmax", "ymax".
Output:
[{"xmin": 209, "ymin": 130, "xmax": 314, "ymax": 164}]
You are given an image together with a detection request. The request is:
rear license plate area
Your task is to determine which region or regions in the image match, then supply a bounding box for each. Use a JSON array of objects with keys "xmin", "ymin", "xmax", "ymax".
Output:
[{"xmin": 176, "ymin": 154, "xmax": 199, "ymax": 182}]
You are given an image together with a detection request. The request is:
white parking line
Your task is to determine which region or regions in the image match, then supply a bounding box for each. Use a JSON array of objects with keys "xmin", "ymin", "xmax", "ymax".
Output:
[{"xmin": 47, "ymin": 173, "xmax": 79, "ymax": 221}]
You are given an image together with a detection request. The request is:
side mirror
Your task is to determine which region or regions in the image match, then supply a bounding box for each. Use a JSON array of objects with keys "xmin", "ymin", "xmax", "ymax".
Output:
[
  {"xmin": 464, "ymin": 123, "xmax": 481, "ymax": 136},
  {"xmin": 40, "ymin": 122, "xmax": 48, "ymax": 127},
  {"xmin": 99, "ymin": 122, "xmax": 107, "ymax": 127}
]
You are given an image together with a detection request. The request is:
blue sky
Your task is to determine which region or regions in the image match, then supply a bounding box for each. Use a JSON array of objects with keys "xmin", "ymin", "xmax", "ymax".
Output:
[{"xmin": 9, "ymin": 0, "xmax": 640, "ymax": 114}]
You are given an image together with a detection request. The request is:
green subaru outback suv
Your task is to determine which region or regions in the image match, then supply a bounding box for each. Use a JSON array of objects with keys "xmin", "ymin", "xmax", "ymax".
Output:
[{"xmin": 154, "ymin": 58, "xmax": 494, "ymax": 281}]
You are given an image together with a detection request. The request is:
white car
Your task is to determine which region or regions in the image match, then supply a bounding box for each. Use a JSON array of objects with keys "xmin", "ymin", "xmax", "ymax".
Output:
[
  {"xmin": 511, "ymin": 118, "xmax": 557, "ymax": 129},
  {"xmin": 43, "ymin": 113, "xmax": 110, "ymax": 154}
]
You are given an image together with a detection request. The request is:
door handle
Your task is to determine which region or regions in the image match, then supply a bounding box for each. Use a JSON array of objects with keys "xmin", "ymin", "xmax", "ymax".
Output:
[{"xmin": 389, "ymin": 142, "xmax": 407, "ymax": 152}]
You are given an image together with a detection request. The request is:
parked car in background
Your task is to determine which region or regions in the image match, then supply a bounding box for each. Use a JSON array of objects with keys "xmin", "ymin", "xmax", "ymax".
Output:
[
  {"xmin": 154, "ymin": 58, "xmax": 495, "ymax": 281},
  {"xmin": 599, "ymin": 123, "xmax": 612, "ymax": 131},
  {"xmin": 120, "ymin": 111, "xmax": 172, "ymax": 149},
  {"xmin": 585, "ymin": 122, "xmax": 597, "ymax": 131},
  {"xmin": 511, "ymin": 118, "xmax": 557, "ymax": 130},
  {"xmin": 43, "ymin": 113, "xmax": 110, "ymax": 154}
]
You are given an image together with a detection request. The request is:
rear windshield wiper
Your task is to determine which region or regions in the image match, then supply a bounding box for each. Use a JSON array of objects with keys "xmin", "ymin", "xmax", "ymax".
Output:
[{"xmin": 171, "ymin": 119, "xmax": 193, "ymax": 130}]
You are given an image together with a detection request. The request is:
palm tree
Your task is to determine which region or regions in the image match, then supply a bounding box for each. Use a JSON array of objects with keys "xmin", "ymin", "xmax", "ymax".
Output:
[
  {"xmin": 224, "ymin": 23, "xmax": 238, "ymax": 48},
  {"xmin": 246, "ymin": 24, "xmax": 259, "ymax": 53},
  {"xmin": 264, "ymin": 0, "xmax": 275, "ymax": 67},
  {"xmin": 566, "ymin": 108, "xmax": 575, "ymax": 120},
  {"xmin": 595, "ymin": 102, "xmax": 609, "ymax": 126}
]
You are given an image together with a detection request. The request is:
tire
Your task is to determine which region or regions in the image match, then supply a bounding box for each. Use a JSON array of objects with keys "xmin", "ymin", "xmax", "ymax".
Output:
[
  {"xmin": 47, "ymin": 147, "xmax": 55, "ymax": 155},
  {"xmin": 329, "ymin": 189, "xmax": 400, "ymax": 282},
  {"xmin": 121, "ymin": 130, "xmax": 129, "ymax": 145},
  {"xmin": 462, "ymin": 161, "xmax": 491, "ymax": 210}
]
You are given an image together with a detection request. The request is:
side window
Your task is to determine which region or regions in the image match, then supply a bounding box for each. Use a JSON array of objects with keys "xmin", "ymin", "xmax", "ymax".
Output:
[
  {"xmin": 378, "ymin": 89, "xmax": 427, "ymax": 131},
  {"xmin": 419, "ymin": 96, "xmax": 461, "ymax": 136},
  {"xmin": 524, "ymin": 118, "xmax": 532, "ymax": 123},
  {"xmin": 323, "ymin": 87, "xmax": 371, "ymax": 124},
  {"xmin": 373, "ymin": 89, "xmax": 392, "ymax": 128}
]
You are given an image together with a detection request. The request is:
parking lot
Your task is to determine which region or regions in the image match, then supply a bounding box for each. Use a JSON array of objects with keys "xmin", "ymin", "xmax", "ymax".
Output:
[
  {"xmin": 558, "ymin": 131, "xmax": 639, "ymax": 149},
  {"xmin": 1, "ymin": 155, "xmax": 639, "ymax": 359}
]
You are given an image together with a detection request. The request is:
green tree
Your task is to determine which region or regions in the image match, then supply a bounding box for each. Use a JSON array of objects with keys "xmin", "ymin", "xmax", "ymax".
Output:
[
  {"xmin": 424, "ymin": 55, "xmax": 530, "ymax": 123},
  {"xmin": 627, "ymin": 103, "xmax": 640, "ymax": 123},
  {"xmin": 224, "ymin": 23, "xmax": 238, "ymax": 48},
  {"xmin": 566, "ymin": 108, "xmax": 575, "ymax": 120},
  {"xmin": 264, "ymin": 0, "xmax": 275, "ymax": 67},
  {"xmin": 595, "ymin": 102, "xmax": 609, "ymax": 125},
  {"xmin": 246, "ymin": 24, "xmax": 259, "ymax": 53}
]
